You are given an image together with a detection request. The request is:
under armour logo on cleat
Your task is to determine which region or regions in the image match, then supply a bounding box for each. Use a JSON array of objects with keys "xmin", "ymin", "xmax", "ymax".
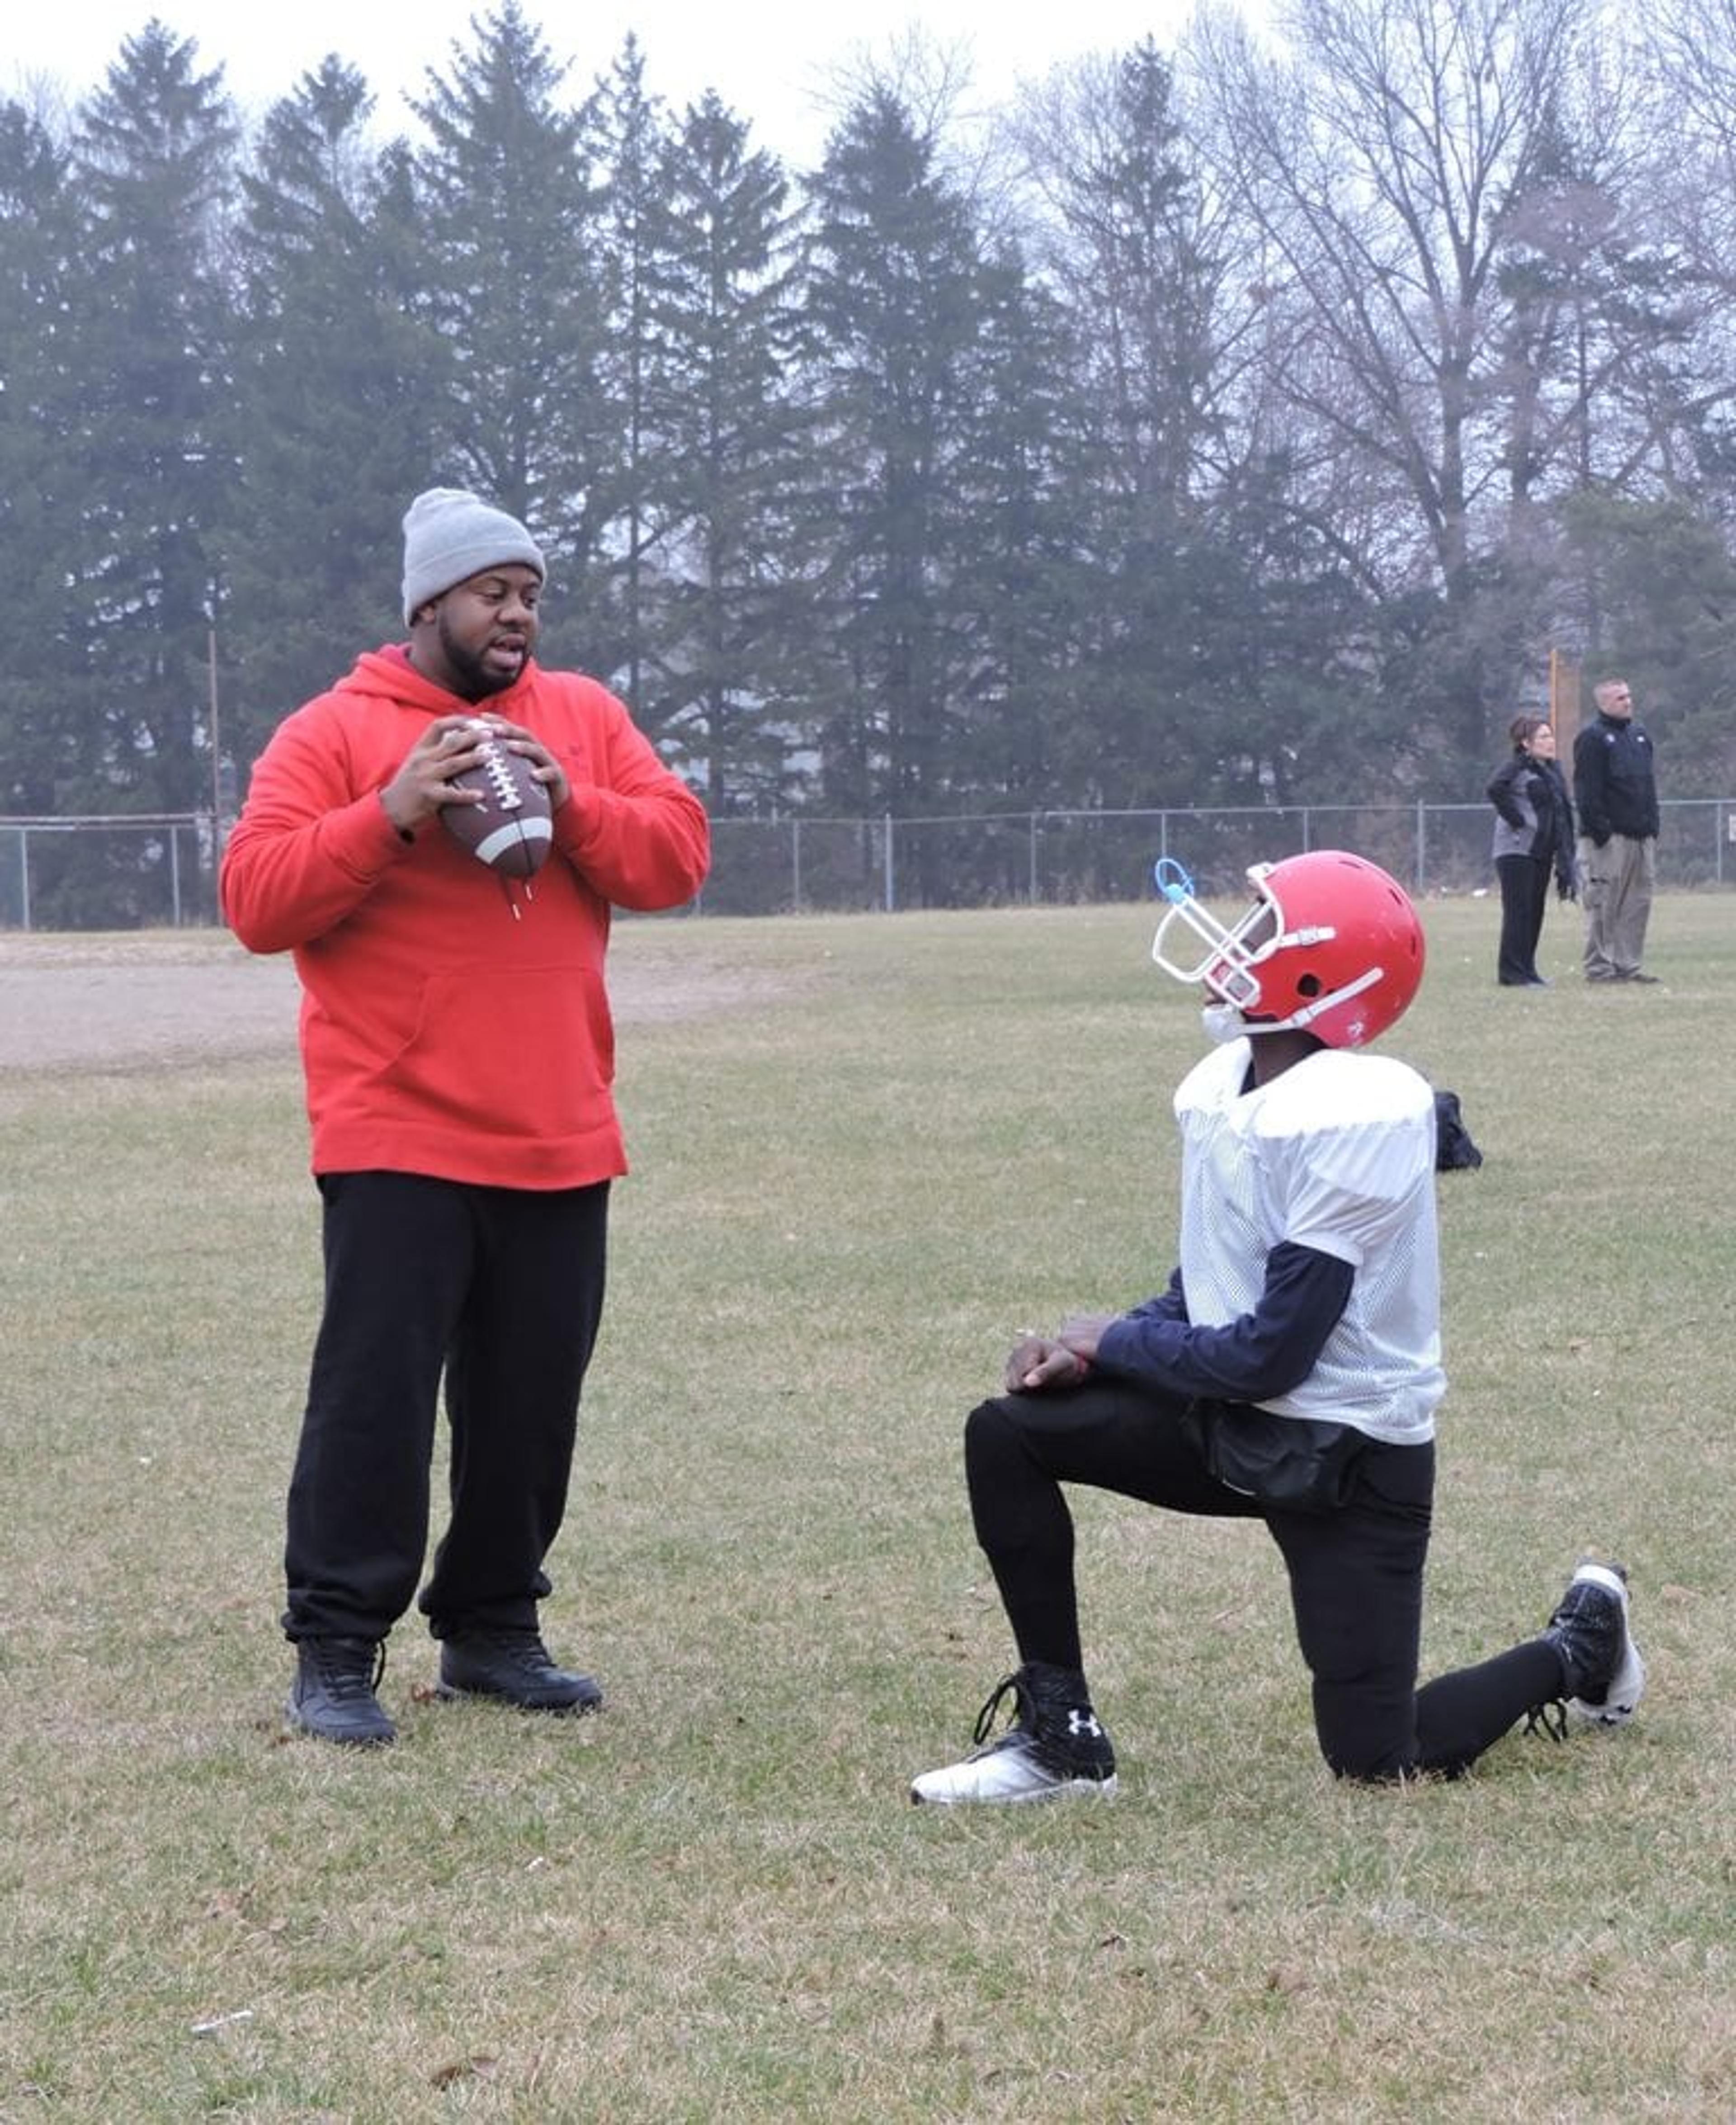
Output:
[{"xmin": 1068, "ymin": 1709, "xmax": 1103, "ymax": 1739}]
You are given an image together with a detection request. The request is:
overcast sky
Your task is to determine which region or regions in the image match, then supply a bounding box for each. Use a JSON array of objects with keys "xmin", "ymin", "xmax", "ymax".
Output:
[{"xmin": 5, "ymin": 1, "xmax": 1197, "ymax": 167}]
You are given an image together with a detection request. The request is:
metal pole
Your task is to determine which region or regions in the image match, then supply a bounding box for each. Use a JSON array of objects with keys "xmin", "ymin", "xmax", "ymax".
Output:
[
  {"xmin": 884, "ymin": 813, "xmax": 895, "ymax": 913},
  {"xmin": 792, "ymin": 816, "xmax": 802, "ymax": 912},
  {"xmin": 19, "ymin": 826, "xmax": 29, "ymax": 932},
  {"xmin": 208, "ymin": 625, "xmax": 222, "ymax": 841}
]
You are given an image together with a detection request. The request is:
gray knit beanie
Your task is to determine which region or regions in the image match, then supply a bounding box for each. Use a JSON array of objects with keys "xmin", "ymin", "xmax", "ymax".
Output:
[{"xmin": 401, "ymin": 487, "xmax": 545, "ymax": 623}]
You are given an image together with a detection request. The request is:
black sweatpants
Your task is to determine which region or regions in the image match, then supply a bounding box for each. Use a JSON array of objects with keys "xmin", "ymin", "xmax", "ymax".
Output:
[
  {"xmin": 1495, "ymin": 852, "xmax": 1550, "ymax": 984},
  {"xmin": 964, "ymin": 1380, "xmax": 1562, "ymax": 1781},
  {"xmin": 283, "ymin": 1171, "xmax": 609, "ymax": 1645}
]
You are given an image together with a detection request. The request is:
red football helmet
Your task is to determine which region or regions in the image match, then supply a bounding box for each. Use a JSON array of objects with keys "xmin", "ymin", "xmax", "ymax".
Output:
[{"xmin": 1151, "ymin": 850, "xmax": 1425, "ymax": 1048}]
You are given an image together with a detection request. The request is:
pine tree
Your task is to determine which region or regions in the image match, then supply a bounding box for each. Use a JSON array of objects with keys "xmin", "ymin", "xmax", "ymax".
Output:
[
  {"xmin": 70, "ymin": 27, "xmax": 238, "ymax": 811},
  {"xmin": 582, "ymin": 37, "xmax": 674, "ymax": 702},
  {"xmin": 0, "ymin": 101, "xmax": 87, "ymax": 813},
  {"xmin": 637, "ymin": 90, "xmax": 812, "ymax": 808},
  {"xmin": 942, "ymin": 240, "xmax": 1087, "ymax": 815},
  {"xmin": 410, "ymin": 2, "xmax": 617, "ymax": 662},
  {"xmin": 800, "ymin": 88, "xmax": 988, "ymax": 824},
  {"xmin": 224, "ymin": 60, "xmax": 447, "ymax": 766}
]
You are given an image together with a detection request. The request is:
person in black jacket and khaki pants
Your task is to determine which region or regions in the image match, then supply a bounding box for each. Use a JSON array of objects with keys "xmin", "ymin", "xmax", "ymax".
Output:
[{"xmin": 1572, "ymin": 677, "xmax": 1661, "ymax": 984}]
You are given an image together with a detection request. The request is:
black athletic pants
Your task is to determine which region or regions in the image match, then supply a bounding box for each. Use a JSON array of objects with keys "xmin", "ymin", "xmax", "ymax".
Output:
[
  {"xmin": 283, "ymin": 1171, "xmax": 609, "ymax": 1645},
  {"xmin": 964, "ymin": 1380, "xmax": 1562, "ymax": 1781},
  {"xmin": 1495, "ymin": 852, "xmax": 1550, "ymax": 984}
]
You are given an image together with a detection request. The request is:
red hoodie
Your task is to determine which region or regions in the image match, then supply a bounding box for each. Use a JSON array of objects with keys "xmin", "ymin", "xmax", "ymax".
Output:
[{"xmin": 221, "ymin": 647, "xmax": 710, "ymax": 1189}]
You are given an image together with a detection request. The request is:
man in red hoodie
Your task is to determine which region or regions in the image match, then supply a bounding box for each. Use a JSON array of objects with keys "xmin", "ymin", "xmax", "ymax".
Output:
[{"xmin": 222, "ymin": 488, "xmax": 711, "ymax": 1746}]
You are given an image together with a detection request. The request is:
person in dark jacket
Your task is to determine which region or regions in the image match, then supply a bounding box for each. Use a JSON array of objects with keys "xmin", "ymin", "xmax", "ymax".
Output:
[
  {"xmin": 1487, "ymin": 715, "xmax": 1577, "ymax": 987},
  {"xmin": 1572, "ymin": 677, "xmax": 1661, "ymax": 983}
]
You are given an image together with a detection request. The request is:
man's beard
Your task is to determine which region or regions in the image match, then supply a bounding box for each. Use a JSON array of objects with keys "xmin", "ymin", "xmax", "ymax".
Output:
[{"xmin": 437, "ymin": 611, "xmax": 524, "ymax": 701}]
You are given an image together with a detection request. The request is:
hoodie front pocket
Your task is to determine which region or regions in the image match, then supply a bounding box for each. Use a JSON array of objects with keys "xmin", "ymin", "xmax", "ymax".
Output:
[{"xmin": 384, "ymin": 961, "xmax": 613, "ymax": 1145}]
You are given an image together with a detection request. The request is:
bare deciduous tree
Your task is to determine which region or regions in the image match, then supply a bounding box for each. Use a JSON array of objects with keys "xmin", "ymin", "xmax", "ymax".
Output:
[{"xmin": 1188, "ymin": 0, "xmax": 1586, "ymax": 600}]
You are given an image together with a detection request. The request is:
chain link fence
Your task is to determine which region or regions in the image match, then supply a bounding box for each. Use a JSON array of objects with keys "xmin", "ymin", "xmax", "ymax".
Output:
[
  {"xmin": 0, "ymin": 816, "xmax": 222, "ymax": 930},
  {"xmin": 4, "ymin": 801, "xmax": 1734, "ymax": 930},
  {"xmin": 695, "ymin": 800, "xmax": 1736, "ymax": 915}
]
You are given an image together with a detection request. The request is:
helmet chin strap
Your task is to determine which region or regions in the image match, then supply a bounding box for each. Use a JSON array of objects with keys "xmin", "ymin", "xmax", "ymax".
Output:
[{"xmin": 1251, "ymin": 962, "xmax": 1385, "ymax": 1034}]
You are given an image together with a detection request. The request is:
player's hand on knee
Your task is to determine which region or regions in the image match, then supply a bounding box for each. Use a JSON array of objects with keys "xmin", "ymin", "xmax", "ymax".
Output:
[{"xmin": 1006, "ymin": 1333, "xmax": 1092, "ymax": 1394}]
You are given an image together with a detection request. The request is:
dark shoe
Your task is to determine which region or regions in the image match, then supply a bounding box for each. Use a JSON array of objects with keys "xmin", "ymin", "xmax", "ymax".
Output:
[
  {"xmin": 1617, "ymin": 971, "xmax": 1660, "ymax": 984},
  {"xmin": 1541, "ymin": 1563, "xmax": 1646, "ymax": 1728},
  {"xmin": 1524, "ymin": 976, "xmax": 1552, "ymax": 987},
  {"xmin": 910, "ymin": 1662, "xmax": 1117, "ymax": 1804},
  {"xmin": 437, "ymin": 1629, "xmax": 603, "ymax": 1714},
  {"xmin": 286, "ymin": 1637, "xmax": 395, "ymax": 1747}
]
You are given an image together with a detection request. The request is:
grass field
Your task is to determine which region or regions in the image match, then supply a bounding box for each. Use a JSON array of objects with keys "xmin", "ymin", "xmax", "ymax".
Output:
[{"xmin": 2, "ymin": 893, "xmax": 1732, "ymax": 2120}]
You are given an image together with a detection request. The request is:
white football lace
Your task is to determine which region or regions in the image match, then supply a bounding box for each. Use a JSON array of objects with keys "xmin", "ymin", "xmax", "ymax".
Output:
[{"xmin": 479, "ymin": 741, "xmax": 523, "ymax": 811}]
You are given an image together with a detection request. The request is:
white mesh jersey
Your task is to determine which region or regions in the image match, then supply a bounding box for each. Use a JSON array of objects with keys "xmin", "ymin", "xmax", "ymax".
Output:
[{"xmin": 1173, "ymin": 1039, "xmax": 1445, "ymax": 1443}]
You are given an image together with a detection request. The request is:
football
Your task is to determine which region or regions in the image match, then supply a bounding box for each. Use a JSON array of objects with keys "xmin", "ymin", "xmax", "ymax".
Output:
[{"xmin": 441, "ymin": 727, "xmax": 554, "ymax": 879}]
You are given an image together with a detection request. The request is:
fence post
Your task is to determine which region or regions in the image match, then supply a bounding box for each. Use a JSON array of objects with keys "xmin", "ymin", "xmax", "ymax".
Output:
[
  {"xmin": 18, "ymin": 825, "xmax": 28, "ymax": 932},
  {"xmin": 1028, "ymin": 812, "xmax": 1039, "ymax": 903},
  {"xmin": 884, "ymin": 813, "xmax": 894, "ymax": 913},
  {"xmin": 1415, "ymin": 800, "xmax": 1426, "ymax": 895},
  {"xmin": 792, "ymin": 816, "xmax": 802, "ymax": 912}
]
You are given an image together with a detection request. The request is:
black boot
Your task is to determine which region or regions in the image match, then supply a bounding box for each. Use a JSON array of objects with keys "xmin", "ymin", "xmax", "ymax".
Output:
[
  {"xmin": 437, "ymin": 1629, "xmax": 603, "ymax": 1714},
  {"xmin": 286, "ymin": 1637, "xmax": 394, "ymax": 1747}
]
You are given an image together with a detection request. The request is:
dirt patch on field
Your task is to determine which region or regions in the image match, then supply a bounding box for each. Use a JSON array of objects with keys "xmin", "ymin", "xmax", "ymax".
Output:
[{"xmin": 0, "ymin": 928, "xmax": 776, "ymax": 1073}]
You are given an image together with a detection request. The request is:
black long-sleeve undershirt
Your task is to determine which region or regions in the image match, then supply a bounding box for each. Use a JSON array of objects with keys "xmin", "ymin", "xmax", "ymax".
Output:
[{"xmin": 1093, "ymin": 1242, "xmax": 1356, "ymax": 1405}]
